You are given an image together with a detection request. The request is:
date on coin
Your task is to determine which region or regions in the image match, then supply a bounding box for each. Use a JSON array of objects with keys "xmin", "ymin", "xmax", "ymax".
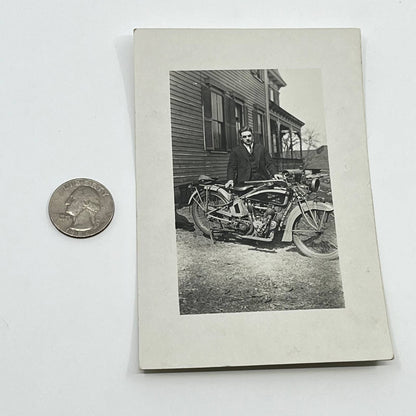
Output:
[{"xmin": 49, "ymin": 178, "xmax": 115, "ymax": 238}]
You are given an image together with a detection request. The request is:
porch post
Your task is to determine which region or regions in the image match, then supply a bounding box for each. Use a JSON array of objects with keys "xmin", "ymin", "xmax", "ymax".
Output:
[{"xmin": 264, "ymin": 69, "xmax": 272, "ymax": 154}]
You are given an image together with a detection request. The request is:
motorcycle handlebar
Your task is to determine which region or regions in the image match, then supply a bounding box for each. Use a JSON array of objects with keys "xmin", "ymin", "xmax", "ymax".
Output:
[{"xmin": 243, "ymin": 178, "xmax": 285, "ymax": 184}]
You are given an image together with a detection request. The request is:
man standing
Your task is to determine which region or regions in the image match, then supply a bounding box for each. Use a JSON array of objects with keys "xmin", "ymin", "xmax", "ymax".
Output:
[{"xmin": 225, "ymin": 126, "xmax": 280, "ymax": 188}]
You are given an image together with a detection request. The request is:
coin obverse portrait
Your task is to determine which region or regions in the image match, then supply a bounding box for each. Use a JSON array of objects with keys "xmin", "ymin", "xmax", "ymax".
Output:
[{"xmin": 49, "ymin": 178, "xmax": 114, "ymax": 238}]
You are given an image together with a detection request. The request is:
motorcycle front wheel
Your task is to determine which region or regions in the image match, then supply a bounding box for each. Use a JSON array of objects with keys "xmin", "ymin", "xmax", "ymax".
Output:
[
  {"xmin": 191, "ymin": 191, "xmax": 227, "ymax": 236},
  {"xmin": 292, "ymin": 209, "xmax": 338, "ymax": 260}
]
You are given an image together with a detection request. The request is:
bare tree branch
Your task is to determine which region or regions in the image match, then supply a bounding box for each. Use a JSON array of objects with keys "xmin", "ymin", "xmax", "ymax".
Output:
[{"xmin": 301, "ymin": 127, "xmax": 321, "ymax": 167}]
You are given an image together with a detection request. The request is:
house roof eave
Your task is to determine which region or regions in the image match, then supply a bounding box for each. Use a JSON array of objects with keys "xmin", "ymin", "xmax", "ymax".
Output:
[
  {"xmin": 269, "ymin": 101, "xmax": 304, "ymax": 127},
  {"xmin": 268, "ymin": 69, "xmax": 287, "ymax": 88}
]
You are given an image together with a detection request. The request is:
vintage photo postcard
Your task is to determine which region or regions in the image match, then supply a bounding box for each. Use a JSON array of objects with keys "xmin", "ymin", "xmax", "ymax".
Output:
[{"xmin": 135, "ymin": 28, "xmax": 393, "ymax": 369}]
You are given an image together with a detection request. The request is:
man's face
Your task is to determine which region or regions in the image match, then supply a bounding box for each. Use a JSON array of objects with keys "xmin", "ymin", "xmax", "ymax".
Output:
[{"xmin": 240, "ymin": 131, "xmax": 253, "ymax": 146}]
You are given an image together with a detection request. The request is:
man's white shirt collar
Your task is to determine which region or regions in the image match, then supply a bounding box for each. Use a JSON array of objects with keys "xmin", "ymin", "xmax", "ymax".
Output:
[{"xmin": 244, "ymin": 143, "xmax": 253, "ymax": 153}]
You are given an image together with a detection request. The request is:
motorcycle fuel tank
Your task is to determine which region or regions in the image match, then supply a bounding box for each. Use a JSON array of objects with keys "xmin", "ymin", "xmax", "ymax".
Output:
[{"xmin": 247, "ymin": 187, "xmax": 291, "ymax": 206}]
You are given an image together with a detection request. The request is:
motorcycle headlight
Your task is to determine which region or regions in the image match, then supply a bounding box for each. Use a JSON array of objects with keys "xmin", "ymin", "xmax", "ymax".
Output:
[
  {"xmin": 309, "ymin": 178, "xmax": 320, "ymax": 192},
  {"xmin": 282, "ymin": 169, "xmax": 303, "ymax": 183}
]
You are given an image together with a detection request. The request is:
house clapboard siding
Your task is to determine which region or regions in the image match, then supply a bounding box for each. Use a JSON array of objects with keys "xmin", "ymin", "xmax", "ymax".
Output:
[
  {"xmin": 170, "ymin": 70, "xmax": 269, "ymax": 187},
  {"xmin": 170, "ymin": 69, "xmax": 304, "ymax": 191}
]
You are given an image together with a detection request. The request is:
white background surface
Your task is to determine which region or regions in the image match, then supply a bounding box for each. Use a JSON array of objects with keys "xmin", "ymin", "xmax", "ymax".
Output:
[{"xmin": 0, "ymin": 1, "xmax": 413, "ymax": 414}]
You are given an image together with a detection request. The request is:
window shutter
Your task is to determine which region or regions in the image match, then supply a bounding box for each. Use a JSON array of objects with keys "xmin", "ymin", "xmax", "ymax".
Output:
[
  {"xmin": 243, "ymin": 105, "xmax": 248, "ymax": 127},
  {"xmin": 224, "ymin": 96, "xmax": 236, "ymax": 150},
  {"xmin": 201, "ymin": 85, "xmax": 212, "ymax": 118},
  {"xmin": 201, "ymin": 85, "xmax": 214, "ymax": 150}
]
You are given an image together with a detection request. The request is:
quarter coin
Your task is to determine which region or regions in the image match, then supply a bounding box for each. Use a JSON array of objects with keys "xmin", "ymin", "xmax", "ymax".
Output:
[{"xmin": 48, "ymin": 178, "xmax": 115, "ymax": 238}]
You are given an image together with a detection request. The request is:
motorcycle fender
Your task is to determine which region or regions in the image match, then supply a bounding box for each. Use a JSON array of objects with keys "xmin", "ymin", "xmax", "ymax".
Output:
[
  {"xmin": 187, "ymin": 185, "xmax": 231, "ymax": 205},
  {"xmin": 281, "ymin": 201, "xmax": 334, "ymax": 242}
]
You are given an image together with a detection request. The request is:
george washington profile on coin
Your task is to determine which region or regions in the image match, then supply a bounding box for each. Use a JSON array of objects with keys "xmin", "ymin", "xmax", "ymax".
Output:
[
  {"xmin": 65, "ymin": 186, "xmax": 101, "ymax": 232},
  {"xmin": 49, "ymin": 178, "xmax": 114, "ymax": 238}
]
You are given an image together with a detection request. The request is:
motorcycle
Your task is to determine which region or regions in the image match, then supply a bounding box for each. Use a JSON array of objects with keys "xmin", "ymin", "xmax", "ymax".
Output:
[{"xmin": 188, "ymin": 170, "xmax": 338, "ymax": 260}]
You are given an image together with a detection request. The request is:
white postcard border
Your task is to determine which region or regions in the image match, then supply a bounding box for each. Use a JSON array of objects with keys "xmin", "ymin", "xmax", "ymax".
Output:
[{"xmin": 135, "ymin": 29, "xmax": 393, "ymax": 369}]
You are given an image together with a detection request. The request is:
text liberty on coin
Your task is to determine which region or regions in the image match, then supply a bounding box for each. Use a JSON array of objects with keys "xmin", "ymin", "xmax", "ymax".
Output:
[{"xmin": 49, "ymin": 178, "xmax": 115, "ymax": 238}]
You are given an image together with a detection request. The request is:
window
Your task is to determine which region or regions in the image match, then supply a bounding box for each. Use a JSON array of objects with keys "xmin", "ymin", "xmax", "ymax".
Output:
[
  {"xmin": 201, "ymin": 83, "xmax": 238, "ymax": 151},
  {"xmin": 269, "ymin": 87, "xmax": 279, "ymax": 105},
  {"xmin": 251, "ymin": 69, "xmax": 264, "ymax": 82},
  {"xmin": 257, "ymin": 112, "xmax": 264, "ymax": 145},
  {"xmin": 252, "ymin": 107, "xmax": 266, "ymax": 146},
  {"xmin": 234, "ymin": 101, "xmax": 245, "ymax": 138},
  {"xmin": 211, "ymin": 91, "xmax": 226, "ymax": 150}
]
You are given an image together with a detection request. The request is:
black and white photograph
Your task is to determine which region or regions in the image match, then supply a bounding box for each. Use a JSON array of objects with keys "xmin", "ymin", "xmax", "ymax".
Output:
[
  {"xmin": 136, "ymin": 28, "xmax": 392, "ymax": 370},
  {"xmin": 171, "ymin": 68, "xmax": 344, "ymax": 315},
  {"xmin": 6, "ymin": 0, "xmax": 416, "ymax": 412}
]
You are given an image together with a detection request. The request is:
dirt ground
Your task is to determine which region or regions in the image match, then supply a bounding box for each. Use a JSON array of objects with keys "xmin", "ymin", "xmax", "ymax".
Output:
[{"xmin": 176, "ymin": 206, "xmax": 344, "ymax": 315}]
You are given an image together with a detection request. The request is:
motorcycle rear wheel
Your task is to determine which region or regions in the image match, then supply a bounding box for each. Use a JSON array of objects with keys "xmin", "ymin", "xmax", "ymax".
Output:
[
  {"xmin": 292, "ymin": 209, "xmax": 338, "ymax": 260},
  {"xmin": 191, "ymin": 191, "xmax": 228, "ymax": 236}
]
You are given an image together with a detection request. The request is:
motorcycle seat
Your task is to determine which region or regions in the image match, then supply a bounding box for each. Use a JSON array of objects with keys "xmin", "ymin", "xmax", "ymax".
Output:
[{"xmin": 232, "ymin": 185, "xmax": 254, "ymax": 192}]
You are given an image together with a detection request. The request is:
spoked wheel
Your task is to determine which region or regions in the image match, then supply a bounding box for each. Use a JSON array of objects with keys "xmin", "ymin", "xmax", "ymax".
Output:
[
  {"xmin": 292, "ymin": 209, "xmax": 338, "ymax": 260},
  {"xmin": 191, "ymin": 191, "xmax": 228, "ymax": 236}
]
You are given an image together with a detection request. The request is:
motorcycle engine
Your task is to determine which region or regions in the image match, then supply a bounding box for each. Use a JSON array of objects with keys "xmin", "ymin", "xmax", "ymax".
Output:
[
  {"xmin": 230, "ymin": 218, "xmax": 252, "ymax": 234},
  {"xmin": 230, "ymin": 198, "xmax": 285, "ymax": 236},
  {"xmin": 251, "ymin": 205, "xmax": 281, "ymax": 236}
]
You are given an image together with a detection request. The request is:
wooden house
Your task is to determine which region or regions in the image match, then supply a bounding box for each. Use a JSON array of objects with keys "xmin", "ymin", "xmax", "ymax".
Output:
[{"xmin": 169, "ymin": 69, "xmax": 304, "ymax": 202}]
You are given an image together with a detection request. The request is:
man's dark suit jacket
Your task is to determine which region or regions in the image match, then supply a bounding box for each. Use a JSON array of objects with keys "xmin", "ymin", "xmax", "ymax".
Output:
[{"xmin": 226, "ymin": 142, "xmax": 277, "ymax": 185}]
